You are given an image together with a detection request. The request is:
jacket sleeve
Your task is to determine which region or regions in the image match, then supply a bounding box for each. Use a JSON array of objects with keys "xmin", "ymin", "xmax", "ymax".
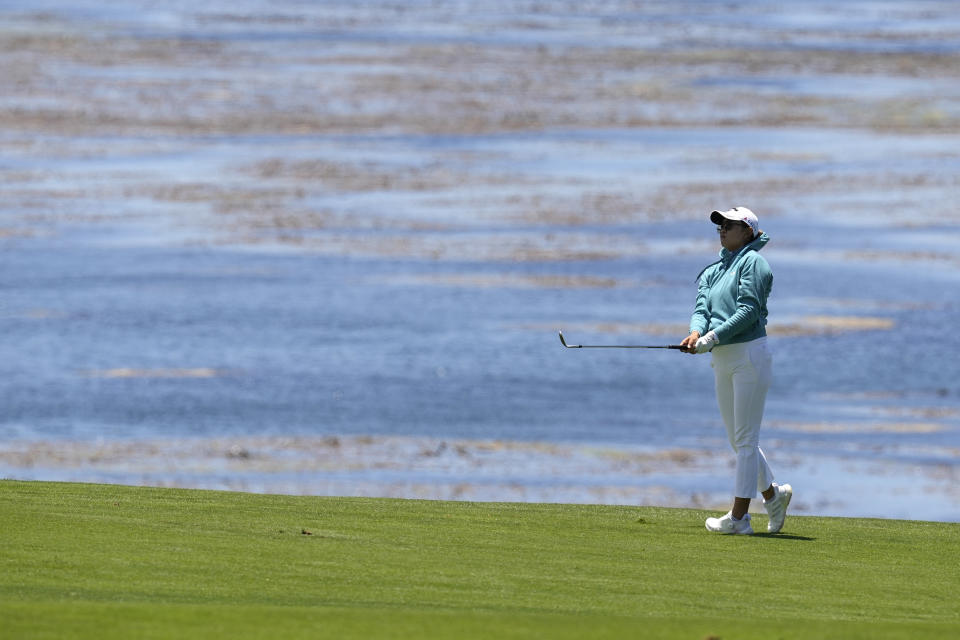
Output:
[
  {"xmin": 689, "ymin": 270, "xmax": 712, "ymax": 336},
  {"xmin": 713, "ymin": 255, "xmax": 772, "ymax": 343}
]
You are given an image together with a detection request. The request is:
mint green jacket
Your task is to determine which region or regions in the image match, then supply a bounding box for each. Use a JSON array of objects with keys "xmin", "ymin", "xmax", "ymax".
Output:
[{"xmin": 689, "ymin": 232, "xmax": 772, "ymax": 345}]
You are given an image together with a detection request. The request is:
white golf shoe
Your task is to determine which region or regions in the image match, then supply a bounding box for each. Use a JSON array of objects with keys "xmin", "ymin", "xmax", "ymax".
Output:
[
  {"xmin": 763, "ymin": 483, "xmax": 793, "ymax": 533},
  {"xmin": 705, "ymin": 512, "xmax": 753, "ymax": 535}
]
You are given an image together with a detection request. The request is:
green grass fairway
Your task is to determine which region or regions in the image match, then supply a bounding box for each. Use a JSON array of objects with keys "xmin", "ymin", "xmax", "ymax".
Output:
[{"xmin": 2, "ymin": 481, "xmax": 958, "ymax": 639}]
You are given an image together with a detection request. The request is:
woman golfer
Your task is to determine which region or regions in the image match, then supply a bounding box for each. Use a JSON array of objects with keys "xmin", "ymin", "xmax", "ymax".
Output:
[{"xmin": 680, "ymin": 206, "xmax": 791, "ymax": 535}]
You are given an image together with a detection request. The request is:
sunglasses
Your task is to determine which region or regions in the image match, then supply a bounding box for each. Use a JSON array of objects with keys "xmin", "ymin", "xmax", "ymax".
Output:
[{"xmin": 717, "ymin": 221, "xmax": 749, "ymax": 233}]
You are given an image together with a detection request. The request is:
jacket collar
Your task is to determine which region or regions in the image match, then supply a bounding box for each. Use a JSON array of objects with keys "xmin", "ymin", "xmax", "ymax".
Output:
[{"xmin": 719, "ymin": 231, "xmax": 770, "ymax": 265}]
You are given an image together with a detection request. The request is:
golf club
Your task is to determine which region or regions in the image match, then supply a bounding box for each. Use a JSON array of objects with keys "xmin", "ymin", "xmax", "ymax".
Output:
[{"xmin": 558, "ymin": 330, "xmax": 684, "ymax": 350}]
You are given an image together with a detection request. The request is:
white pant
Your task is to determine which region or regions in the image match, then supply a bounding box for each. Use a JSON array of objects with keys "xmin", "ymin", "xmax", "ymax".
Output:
[{"xmin": 710, "ymin": 337, "xmax": 775, "ymax": 499}]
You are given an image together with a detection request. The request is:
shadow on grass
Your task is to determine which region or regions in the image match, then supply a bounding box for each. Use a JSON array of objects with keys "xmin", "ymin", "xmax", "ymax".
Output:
[
  {"xmin": 752, "ymin": 533, "xmax": 816, "ymax": 541},
  {"xmin": 682, "ymin": 524, "xmax": 816, "ymax": 541}
]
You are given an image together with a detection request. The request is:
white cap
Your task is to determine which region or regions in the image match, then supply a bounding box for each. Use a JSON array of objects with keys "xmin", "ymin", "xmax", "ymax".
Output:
[{"xmin": 710, "ymin": 206, "xmax": 759, "ymax": 236}]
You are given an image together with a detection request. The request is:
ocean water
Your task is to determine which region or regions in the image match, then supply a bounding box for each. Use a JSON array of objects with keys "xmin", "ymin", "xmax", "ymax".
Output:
[{"xmin": 1, "ymin": 0, "xmax": 959, "ymax": 521}]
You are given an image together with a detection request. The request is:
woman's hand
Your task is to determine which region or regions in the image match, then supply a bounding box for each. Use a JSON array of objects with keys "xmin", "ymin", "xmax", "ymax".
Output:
[
  {"xmin": 680, "ymin": 331, "xmax": 700, "ymax": 354},
  {"xmin": 695, "ymin": 330, "xmax": 719, "ymax": 353}
]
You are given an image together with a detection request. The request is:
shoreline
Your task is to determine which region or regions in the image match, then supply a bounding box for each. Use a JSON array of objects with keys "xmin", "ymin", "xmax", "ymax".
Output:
[{"xmin": 3, "ymin": 434, "xmax": 957, "ymax": 523}]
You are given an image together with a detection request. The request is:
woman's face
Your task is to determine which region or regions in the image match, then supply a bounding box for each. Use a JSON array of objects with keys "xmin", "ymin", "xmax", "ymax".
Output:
[{"xmin": 718, "ymin": 220, "xmax": 753, "ymax": 252}]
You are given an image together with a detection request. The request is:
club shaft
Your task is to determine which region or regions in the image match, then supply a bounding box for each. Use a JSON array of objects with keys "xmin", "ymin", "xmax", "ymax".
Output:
[
  {"xmin": 565, "ymin": 344, "xmax": 682, "ymax": 349},
  {"xmin": 558, "ymin": 331, "xmax": 683, "ymax": 350}
]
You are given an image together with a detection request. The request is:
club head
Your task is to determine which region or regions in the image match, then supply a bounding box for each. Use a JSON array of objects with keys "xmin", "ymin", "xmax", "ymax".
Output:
[{"xmin": 558, "ymin": 331, "xmax": 569, "ymax": 347}]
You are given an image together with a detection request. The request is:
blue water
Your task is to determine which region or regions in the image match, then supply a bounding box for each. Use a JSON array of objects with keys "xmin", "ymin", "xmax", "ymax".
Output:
[
  {"xmin": 1, "ymin": 0, "xmax": 959, "ymax": 521},
  {"xmin": 2, "ymin": 215, "xmax": 957, "ymax": 449}
]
